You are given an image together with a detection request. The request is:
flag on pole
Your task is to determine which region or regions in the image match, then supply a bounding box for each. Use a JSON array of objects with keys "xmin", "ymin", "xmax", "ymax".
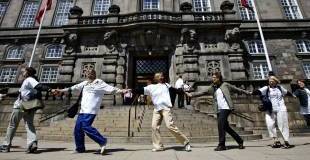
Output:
[
  {"xmin": 241, "ymin": 0, "xmax": 254, "ymax": 12},
  {"xmin": 35, "ymin": 0, "xmax": 52, "ymax": 24}
]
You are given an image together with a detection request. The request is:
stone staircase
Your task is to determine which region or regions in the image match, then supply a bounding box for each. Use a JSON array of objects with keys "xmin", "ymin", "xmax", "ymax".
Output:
[{"xmin": 33, "ymin": 105, "xmax": 262, "ymax": 144}]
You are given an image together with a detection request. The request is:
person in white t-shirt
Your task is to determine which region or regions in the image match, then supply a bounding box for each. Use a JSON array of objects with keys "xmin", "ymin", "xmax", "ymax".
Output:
[
  {"xmin": 175, "ymin": 75, "xmax": 184, "ymax": 108},
  {"xmin": 0, "ymin": 67, "xmax": 52, "ymax": 153},
  {"xmin": 134, "ymin": 72, "xmax": 191, "ymax": 152},
  {"xmin": 254, "ymin": 76, "xmax": 292, "ymax": 149},
  {"xmin": 292, "ymin": 79, "xmax": 310, "ymax": 126},
  {"xmin": 183, "ymin": 81, "xmax": 191, "ymax": 105},
  {"xmin": 54, "ymin": 69, "xmax": 128, "ymax": 154}
]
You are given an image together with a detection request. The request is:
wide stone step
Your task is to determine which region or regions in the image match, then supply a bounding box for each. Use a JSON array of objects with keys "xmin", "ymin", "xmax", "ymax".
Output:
[{"xmin": 37, "ymin": 134, "xmax": 262, "ymax": 144}]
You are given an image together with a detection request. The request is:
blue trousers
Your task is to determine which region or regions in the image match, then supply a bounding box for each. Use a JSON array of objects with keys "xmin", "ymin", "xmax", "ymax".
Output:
[{"xmin": 74, "ymin": 113, "xmax": 107, "ymax": 152}]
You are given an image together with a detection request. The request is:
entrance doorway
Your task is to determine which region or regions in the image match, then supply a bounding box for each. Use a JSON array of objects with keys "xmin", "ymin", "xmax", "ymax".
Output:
[{"xmin": 133, "ymin": 56, "xmax": 168, "ymax": 88}]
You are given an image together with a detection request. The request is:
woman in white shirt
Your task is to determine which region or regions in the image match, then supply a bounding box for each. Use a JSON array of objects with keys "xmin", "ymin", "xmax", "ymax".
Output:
[
  {"xmin": 254, "ymin": 76, "xmax": 292, "ymax": 149},
  {"xmin": 134, "ymin": 72, "xmax": 191, "ymax": 152}
]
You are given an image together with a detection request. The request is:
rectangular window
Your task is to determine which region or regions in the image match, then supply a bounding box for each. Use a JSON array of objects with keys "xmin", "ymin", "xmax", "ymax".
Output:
[
  {"xmin": 0, "ymin": 67, "xmax": 18, "ymax": 83},
  {"xmin": 53, "ymin": 0, "xmax": 73, "ymax": 26},
  {"xmin": 247, "ymin": 40, "xmax": 264, "ymax": 54},
  {"xmin": 143, "ymin": 0, "xmax": 159, "ymax": 11},
  {"xmin": 193, "ymin": 0, "xmax": 211, "ymax": 12},
  {"xmin": 18, "ymin": 1, "xmax": 39, "ymax": 28},
  {"xmin": 303, "ymin": 63, "xmax": 310, "ymax": 79},
  {"xmin": 252, "ymin": 62, "xmax": 269, "ymax": 79},
  {"xmin": 92, "ymin": 0, "xmax": 111, "ymax": 15},
  {"xmin": 40, "ymin": 66, "xmax": 59, "ymax": 83},
  {"xmin": 296, "ymin": 40, "xmax": 310, "ymax": 53},
  {"xmin": 280, "ymin": 0, "xmax": 303, "ymax": 19},
  {"xmin": 0, "ymin": 1, "xmax": 8, "ymax": 23},
  {"xmin": 46, "ymin": 45, "xmax": 63, "ymax": 58},
  {"xmin": 237, "ymin": 0, "xmax": 255, "ymax": 20}
]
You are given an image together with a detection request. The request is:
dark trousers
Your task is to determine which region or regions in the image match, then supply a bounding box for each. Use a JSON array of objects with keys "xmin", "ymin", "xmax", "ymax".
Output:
[
  {"xmin": 74, "ymin": 114, "xmax": 107, "ymax": 152},
  {"xmin": 177, "ymin": 89, "xmax": 184, "ymax": 108},
  {"xmin": 217, "ymin": 109, "xmax": 243, "ymax": 147},
  {"xmin": 186, "ymin": 96, "xmax": 191, "ymax": 105},
  {"xmin": 303, "ymin": 114, "xmax": 310, "ymax": 126}
]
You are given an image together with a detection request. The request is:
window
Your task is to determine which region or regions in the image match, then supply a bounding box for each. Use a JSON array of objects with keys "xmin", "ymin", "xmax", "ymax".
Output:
[
  {"xmin": 0, "ymin": 67, "xmax": 18, "ymax": 83},
  {"xmin": 237, "ymin": 0, "xmax": 255, "ymax": 20},
  {"xmin": 46, "ymin": 45, "xmax": 63, "ymax": 58},
  {"xmin": 0, "ymin": 1, "xmax": 8, "ymax": 23},
  {"xmin": 53, "ymin": 0, "xmax": 73, "ymax": 26},
  {"xmin": 247, "ymin": 40, "xmax": 264, "ymax": 54},
  {"xmin": 92, "ymin": 0, "xmax": 111, "ymax": 15},
  {"xmin": 296, "ymin": 40, "xmax": 310, "ymax": 53},
  {"xmin": 81, "ymin": 62, "xmax": 95, "ymax": 78},
  {"xmin": 40, "ymin": 66, "xmax": 59, "ymax": 83},
  {"xmin": 193, "ymin": 0, "xmax": 211, "ymax": 12},
  {"xmin": 280, "ymin": 0, "xmax": 303, "ymax": 19},
  {"xmin": 6, "ymin": 47, "xmax": 24, "ymax": 59},
  {"xmin": 143, "ymin": 0, "xmax": 159, "ymax": 11},
  {"xmin": 18, "ymin": 1, "xmax": 39, "ymax": 28},
  {"xmin": 303, "ymin": 63, "xmax": 310, "ymax": 79},
  {"xmin": 252, "ymin": 62, "xmax": 269, "ymax": 79}
]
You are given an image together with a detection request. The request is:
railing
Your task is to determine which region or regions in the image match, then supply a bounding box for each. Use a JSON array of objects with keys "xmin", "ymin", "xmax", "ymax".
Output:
[
  {"xmin": 127, "ymin": 94, "xmax": 146, "ymax": 137},
  {"xmin": 76, "ymin": 11, "xmax": 225, "ymax": 25}
]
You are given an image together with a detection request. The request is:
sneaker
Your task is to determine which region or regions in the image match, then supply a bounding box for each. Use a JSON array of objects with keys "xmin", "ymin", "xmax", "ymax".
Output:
[
  {"xmin": 214, "ymin": 145, "xmax": 226, "ymax": 151},
  {"xmin": 238, "ymin": 142, "xmax": 245, "ymax": 149},
  {"xmin": 0, "ymin": 145, "xmax": 10, "ymax": 153},
  {"xmin": 26, "ymin": 142, "xmax": 37, "ymax": 154},
  {"xmin": 151, "ymin": 148, "xmax": 164, "ymax": 152},
  {"xmin": 100, "ymin": 145, "xmax": 106, "ymax": 155},
  {"xmin": 184, "ymin": 143, "xmax": 192, "ymax": 152},
  {"xmin": 271, "ymin": 141, "xmax": 282, "ymax": 148},
  {"xmin": 282, "ymin": 141, "xmax": 291, "ymax": 149}
]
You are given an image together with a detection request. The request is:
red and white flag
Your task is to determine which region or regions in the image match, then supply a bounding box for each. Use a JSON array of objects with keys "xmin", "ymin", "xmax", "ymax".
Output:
[
  {"xmin": 35, "ymin": 0, "xmax": 52, "ymax": 24},
  {"xmin": 241, "ymin": 0, "xmax": 254, "ymax": 11}
]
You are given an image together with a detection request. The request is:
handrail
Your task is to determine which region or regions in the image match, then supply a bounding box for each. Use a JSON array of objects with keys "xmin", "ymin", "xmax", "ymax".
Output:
[{"xmin": 127, "ymin": 94, "xmax": 141, "ymax": 137}]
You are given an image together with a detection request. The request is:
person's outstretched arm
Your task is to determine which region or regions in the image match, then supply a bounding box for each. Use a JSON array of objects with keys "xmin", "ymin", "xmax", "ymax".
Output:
[{"xmin": 227, "ymin": 83, "xmax": 252, "ymax": 95}]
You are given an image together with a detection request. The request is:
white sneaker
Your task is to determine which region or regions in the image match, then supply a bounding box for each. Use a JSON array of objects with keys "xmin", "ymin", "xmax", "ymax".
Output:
[
  {"xmin": 185, "ymin": 143, "xmax": 191, "ymax": 152},
  {"xmin": 100, "ymin": 145, "xmax": 106, "ymax": 155},
  {"xmin": 151, "ymin": 148, "xmax": 164, "ymax": 152}
]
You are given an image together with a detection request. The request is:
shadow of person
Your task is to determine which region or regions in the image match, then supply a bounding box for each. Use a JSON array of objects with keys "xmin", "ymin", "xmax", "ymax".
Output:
[
  {"xmin": 85, "ymin": 148, "xmax": 136, "ymax": 155},
  {"xmin": 34, "ymin": 148, "xmax": 67, "ymax": 154},
  {"xmin": 163, "ymin": 146, "xmax": 185, "ymax": 151}
]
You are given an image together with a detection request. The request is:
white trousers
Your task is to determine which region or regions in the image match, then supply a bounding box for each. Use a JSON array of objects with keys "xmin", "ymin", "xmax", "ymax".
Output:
[{"xmin": 265, "ymin": 111, "xmax": 290, "ymax": 142}]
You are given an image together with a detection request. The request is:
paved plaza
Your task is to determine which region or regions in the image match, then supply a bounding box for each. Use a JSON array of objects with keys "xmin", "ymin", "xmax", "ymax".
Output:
[{"xmin": 0, "ymin": 136, "xmax": 309, "ymax": 160}]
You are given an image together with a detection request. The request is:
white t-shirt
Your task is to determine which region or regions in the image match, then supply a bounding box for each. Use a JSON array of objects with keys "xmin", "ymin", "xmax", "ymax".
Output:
[
  {"xmin": 259, "ymin": 86, "xmax": 288, "ymax": 112},
  {"xmin": 14, "ymin": 77, "xmax": 39, "ymax": 109},
  {"xmin": 215, "ymin": 88, "xmax": 230, "ymax": 110},
  {"xmin": 62, "ymin": 79, "xmax": 121, "ymax": 114},
  {"xmin": 175, "ymin": 78, "xmax": 184, "ymax": 89},
  {"xmin": 144, "ymin": 83, "xmax": 172, "ymax": 111},
  {"xmin": 301, "ymin": 88, "xmax": 310, "ymax": 115}
]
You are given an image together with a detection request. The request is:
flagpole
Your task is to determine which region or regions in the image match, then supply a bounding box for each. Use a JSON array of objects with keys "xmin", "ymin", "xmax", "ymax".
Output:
[
  {"xmin": 29, "ymin": 6, "xmax": 47, "ymax": 67},
  {"xmin": 252, "ymin": 0, "xmax": 272, "ymax": 72}
]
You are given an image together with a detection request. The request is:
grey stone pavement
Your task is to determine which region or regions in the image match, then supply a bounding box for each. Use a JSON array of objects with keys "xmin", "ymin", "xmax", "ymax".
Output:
[{"xmin": 0, "ymin": 136, "xmax": 310, "ymax": 160}]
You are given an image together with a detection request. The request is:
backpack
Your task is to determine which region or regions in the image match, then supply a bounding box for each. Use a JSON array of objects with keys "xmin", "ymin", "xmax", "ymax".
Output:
[{"xmin": 259, "ymin": 86, "xmax": 283, "ymax": 113}]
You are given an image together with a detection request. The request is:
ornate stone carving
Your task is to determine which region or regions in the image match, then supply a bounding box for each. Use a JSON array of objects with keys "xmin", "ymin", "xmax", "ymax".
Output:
[
  {"xmin": 180, "ymin": 28, "xmax": 199, "ymax": 54},
  {"xmin": 180, "ymin": 2, "xmax": 193, "ymax": 13},
  {"xmin": 109, "ymin": 5, "xmax": 120, "ymax": 15},
  {"xmin": 69, "ymin": 6, "xmax": 83, "ymax": 17},
  {"xmin": 220, "ymin": 1, "xmax": 234, "ymax": 12},
  {"xmin": 103, "ymin": 30, "xmax": 122, "ymax": 55},
  {"xmin": 81, "ymin": 62, "xmax": 95, "ymax": 78},
  {"xmin": 224, "ymin": 27, "xmax": 242, "ymax": 52},
  {"xmin": 64, "ymin": 32, "xmax": 79, "ymax": 54},
  {"xmin": 206, "ymin": 60, "xmax": 221, "ymax": 77}
]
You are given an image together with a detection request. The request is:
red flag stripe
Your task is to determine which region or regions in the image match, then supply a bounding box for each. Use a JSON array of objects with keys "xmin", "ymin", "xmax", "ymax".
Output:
[
  {"xmin": 241, "ymin": 0, "xmax": 250, "ymax": 8},
  {"xmin": 35, "ymin": 0, "xmax": 53, "ymax": 24}
]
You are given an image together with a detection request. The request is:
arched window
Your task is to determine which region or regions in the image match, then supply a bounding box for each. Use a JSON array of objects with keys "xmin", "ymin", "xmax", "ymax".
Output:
[
  {"xmin": 6, "ymin": 46, "xmax": 24, "ymax": 59},
  {"xmin": 53, "ymin": 0, "xmax": 74, "ymax": 26},
  {"xmin": 46, "ymin": 45, "xmax": 63, "ymax": 58},
  {"xmin": 92, "ymin": 0, "xmax": 111, "ymax": 15}
]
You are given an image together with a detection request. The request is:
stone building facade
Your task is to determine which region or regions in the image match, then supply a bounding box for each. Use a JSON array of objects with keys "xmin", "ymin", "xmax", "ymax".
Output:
[{"xmin": 0, "ymin": 0, "xmax": 309, "ymax": 105}]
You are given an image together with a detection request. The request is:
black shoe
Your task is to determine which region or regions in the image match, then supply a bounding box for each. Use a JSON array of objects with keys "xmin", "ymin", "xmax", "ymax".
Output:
[
  {"xmin": 214, "ymin": 145, "xmax": 226, "ymax": 151},
  {"xmin": 238, "ymin": 142, "xmax": 245, "ymax": 149},
  {"xmin": 26, "ymin": 141, "xmax": 37, "ymax": 153},
  {"xmin": 0, "ymin": 145, "xmax": 10, "ymax": 153},
  {"xmin": 282, "ymin": 141, "xmax": 291, "ymax": 149},
  {"xmin": 271, "ymin": 141, "xmax": 282, "ymax": 148}
]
